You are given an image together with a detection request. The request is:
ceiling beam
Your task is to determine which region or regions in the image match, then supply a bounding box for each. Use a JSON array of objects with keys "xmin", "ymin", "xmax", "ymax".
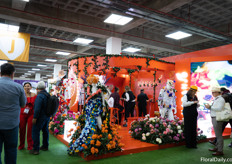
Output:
[
  {"xmin": 107, "ymin": 0, "xmax": 232, "ymax": 43},
  {"xmin": 78, "ymin": 0, "xmax": 194, "ymax": 54},
  {"xmin": 30, "ymin": 37, "xmax": 78, "ymax": 53},
  {"xmin": 143, "ymin": 0, "xmax": 194, "ymax": 13},
  {"xmin": 181, "ymin": 22, "xmax": 232, "ymax": 47},
  {"xmin": 0, "ymin": 2, "xmax": 189, "ymax": 54}
]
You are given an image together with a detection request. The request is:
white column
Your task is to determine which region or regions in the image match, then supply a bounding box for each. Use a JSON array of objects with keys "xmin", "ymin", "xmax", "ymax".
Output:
[
  {"xmin": 106, "ymin": 37, "xmax": 121, "ymax": 54},
  {"xmin": 35, "ymin": 73, "xmax": 41, "ymax": 81},
  {"xmin": 54, "ymin": 64, "xmax": 62, "ymax": 80}
]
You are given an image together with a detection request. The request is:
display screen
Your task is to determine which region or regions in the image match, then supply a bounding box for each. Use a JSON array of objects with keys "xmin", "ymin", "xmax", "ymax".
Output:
[{"xmin": 191, "ymin": 60, "xmax": 232, "ymax": 137}]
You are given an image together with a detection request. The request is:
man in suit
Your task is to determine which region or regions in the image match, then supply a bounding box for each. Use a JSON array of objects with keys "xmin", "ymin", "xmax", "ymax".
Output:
[{"xmin": 137, "ymin": 89, "xmax": 149, "ymax": 117}]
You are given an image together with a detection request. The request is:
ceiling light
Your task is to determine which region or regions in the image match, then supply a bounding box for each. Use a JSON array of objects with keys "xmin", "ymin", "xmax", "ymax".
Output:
[
  {"xmin": 165, "ymin": 31, "xmax": 192, "ymax": 40},
  {"xmin": 23, "ymin": 0, "xmax": 29, "ymax": 2},
  {"xmin": 45, "ymin": 59, "xmax": 57, "ymax": 62},
  {"xmin": 122, "ymin": 47, "xmax": 141, "ymax": 53},
  {"xmin": 0, "ymin": 60, "xmax": 8, "ymax": 66},
  {"xmin": 28, "ymin": 71, "xmax": 35, "ymax": 73},
  {"xmin": 8, "ymin": 25, "xmax": 19, "ymax": 32},
  {"xmin": 104, "ymin": 14, "xmax": 133, "ymax": 25},
  {"xmin": 0, "ymin": 23, "xmax": 19, "ymax": 32},
  {"xmin": 32, "ymin": 68, "xmax": 40, "ymax": 71},
  {"xmin": 37, "ymin": 64, "xmax": 47, "ymax": 67},
  {"xmin": 73, "ymin": 38, "xmax": 93, "ymax": 44},
  {"xmin": 0, "ymin": 23, "xmax": 8, "ymax": 32},
  {"xmin": 56, "ymin": 51, "xmax": 71, "ymax": 56}
]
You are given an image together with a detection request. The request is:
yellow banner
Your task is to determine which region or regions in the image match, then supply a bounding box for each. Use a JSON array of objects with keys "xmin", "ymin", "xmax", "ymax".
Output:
[{"xmin": 0, "ymin": 32, "xmax": 30, "ymax": 62}]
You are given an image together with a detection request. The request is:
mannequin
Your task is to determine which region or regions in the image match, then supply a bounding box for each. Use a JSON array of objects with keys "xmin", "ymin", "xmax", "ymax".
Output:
[
  {"xmin": 91, "ymin": 83, "xmax": 103, "ymax": 130},
  {"xmin": 71, "ymin": 74, "xmax": 106, "ymax": 152},
  {"xmin": 158, "ymin": 80, "xmax": 177, "ymax": 120}
]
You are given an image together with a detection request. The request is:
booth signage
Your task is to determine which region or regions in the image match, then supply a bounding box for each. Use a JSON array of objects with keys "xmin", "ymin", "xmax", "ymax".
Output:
[{"xmin": 0, "ymin": 32, "xmax": 30, "ymax": 62}]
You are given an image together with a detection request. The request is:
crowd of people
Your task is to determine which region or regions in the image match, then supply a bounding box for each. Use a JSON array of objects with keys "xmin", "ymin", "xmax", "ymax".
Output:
[
  {"xmin": 108, "ymin": 85, "xmax": 149, "ymax": 126},
  {"xmin": 183, "ymin": 85, "xmax": 232, "ymax": 156},
  {"xmin": 0, "ymin": 63, "xmax": 51, "ymax": 164}
]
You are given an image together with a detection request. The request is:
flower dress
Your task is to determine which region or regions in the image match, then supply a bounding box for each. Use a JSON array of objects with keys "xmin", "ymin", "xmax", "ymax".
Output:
[{"xmin": 70, "ymin": 92, "xmax": 103, "ymax": 152}]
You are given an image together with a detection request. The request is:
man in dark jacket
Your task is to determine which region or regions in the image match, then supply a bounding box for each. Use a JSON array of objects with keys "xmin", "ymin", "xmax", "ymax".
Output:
[
  {"xmin": 110, "ymin": 87, "xmax": 124, "ymax": 124},
  {"xmin": 30, "ymin": 81, "xmax": 50, "ymax": 155},
  {"xmin": 137, "ymin": 89, "xmax": 149, "ymax": 117}
]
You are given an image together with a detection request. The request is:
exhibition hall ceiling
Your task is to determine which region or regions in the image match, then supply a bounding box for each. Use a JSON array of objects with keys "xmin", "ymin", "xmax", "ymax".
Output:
[{"xmin": 0, "ymin": 0, "xmax": 232, "ymax": 78}]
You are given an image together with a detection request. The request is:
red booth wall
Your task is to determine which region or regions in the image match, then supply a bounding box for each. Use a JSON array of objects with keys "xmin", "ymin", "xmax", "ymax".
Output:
[{"xmin": 68, "ymin": 55, "xmax": 175, "ymax": 115}]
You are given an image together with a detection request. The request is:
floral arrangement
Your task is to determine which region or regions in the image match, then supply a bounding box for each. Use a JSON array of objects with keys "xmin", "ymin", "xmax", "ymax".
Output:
[
  {"xmin": 129, "ymin": 114, "xmax": 206, "ymax": 144},
  {"xmin": 68, "ymin": 112, "xmax": 124, "ymax": 157},
  {"xmin": 49, "ymin": 111, "xmax": 78, "ymax": 135}
]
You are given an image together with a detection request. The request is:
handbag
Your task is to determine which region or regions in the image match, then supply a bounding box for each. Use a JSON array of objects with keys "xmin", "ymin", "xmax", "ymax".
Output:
[{"xmin": 216, "ymin": 103, "xmax": 232, "ymax": 121}]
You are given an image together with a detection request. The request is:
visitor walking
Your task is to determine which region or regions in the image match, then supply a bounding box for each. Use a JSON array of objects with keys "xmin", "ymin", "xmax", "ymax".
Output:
[
  {"xmin": 30, "ymin": 81, "xmax": 50, "ymax": 155},
  {"xmin": 0, "ymin": 63, "xmax": 26, "ymax": 164}
]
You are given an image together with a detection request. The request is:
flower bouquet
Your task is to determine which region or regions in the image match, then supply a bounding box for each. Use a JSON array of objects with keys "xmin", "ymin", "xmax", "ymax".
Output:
[
  {"xmin": 49, "ymin": 111, "xmax": 77, "ymax": 135},
  {"xmin": 130, "ymin": 114, "xmax": 206, "ymax": 144}
]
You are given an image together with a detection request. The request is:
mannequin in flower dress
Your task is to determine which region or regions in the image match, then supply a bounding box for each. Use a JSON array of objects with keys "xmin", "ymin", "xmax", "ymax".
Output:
[
  {"xmin": 158, "ymin": 80, "xmax": 177, "ymax": 120},
  {"xmin": 69, "ymin": 74, "xmax": 106, "ymax": 152}
]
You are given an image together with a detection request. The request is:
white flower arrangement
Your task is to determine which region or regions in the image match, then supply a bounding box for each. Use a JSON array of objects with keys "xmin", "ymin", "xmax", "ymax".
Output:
[
  {"xmin": 178, "ymin": 130, "xmax": 183, "ymax": 134},
  {"xmin": 156, "ymin": 138, "xmax": 162, "ymax": 144}
]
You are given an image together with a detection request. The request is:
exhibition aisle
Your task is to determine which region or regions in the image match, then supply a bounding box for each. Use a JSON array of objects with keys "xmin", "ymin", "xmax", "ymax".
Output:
[{"xmin": 7, "ymin": 135, "xmax": 231, "ymax": 164}]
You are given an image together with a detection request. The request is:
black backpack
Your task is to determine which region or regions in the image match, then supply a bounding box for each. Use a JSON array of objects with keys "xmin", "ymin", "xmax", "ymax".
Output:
[
  {"xmin": 41, "ymin": 92, "xmax": 59, "ymax": 117},
  {"xmin": 222, "ymin": 93, "xmax": 232, "ymax": 109},
  {"xmin": 227, "ymin": 93, "xmax": 232, "ymax": 110}
]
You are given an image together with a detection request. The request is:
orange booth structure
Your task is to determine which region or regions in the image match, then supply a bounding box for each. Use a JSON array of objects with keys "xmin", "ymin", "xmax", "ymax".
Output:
[
  {"xmin": 68, "ymin": 54, "xmax": 175, "ymax": 117},
  {"xmin": 162, "ymin": 44, "xmax": 232, "ymax": 119}
]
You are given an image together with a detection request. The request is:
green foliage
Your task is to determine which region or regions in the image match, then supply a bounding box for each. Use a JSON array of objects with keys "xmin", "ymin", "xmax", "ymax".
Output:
[
  {"xmin": 73, "ymin": 59, "xmax": 80, "ymax": 78},
  {"xmin": 127, "ymin": 69, "xmax": 136, "ymax": 75},
  {"xmin": 102, "ymin": 56, "xmax": 110, "ymax": 74},
  {"xmin": 83, "ymin": 58, "xmax": 92, "ymax": 76},
  {"xmin": 92, "ymin": 56, "xmax": 101, "ymax": 71},
  {"xmin": 112, "ymin": 67, "xmax": 121, "ymax": 77},
  {"xmin": 68, "ymin": 54, "xmax": 174, "ymax": 65},
  {"xmin": 137, "ymin": 65, "xmax": 142, "ymax": 70},
  {"xmin": 146, "ymin": 58, "xmax": 152, "ymax": 67}
]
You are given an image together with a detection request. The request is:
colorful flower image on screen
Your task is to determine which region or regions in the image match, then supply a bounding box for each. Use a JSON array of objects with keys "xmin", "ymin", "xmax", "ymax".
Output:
[{"xmin": 191, "ymin": 60, "xmax": 232, "ymax": 137}]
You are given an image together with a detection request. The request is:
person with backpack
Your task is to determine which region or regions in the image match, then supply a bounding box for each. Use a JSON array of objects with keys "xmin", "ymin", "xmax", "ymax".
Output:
[{"xmin": 30, "ymin": 81, "xmax": 50, "ymax": 155}]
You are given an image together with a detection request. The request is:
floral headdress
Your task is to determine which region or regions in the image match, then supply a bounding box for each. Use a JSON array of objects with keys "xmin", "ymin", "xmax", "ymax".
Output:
[{"xmin": 86, "ymin": 74, "xmax": 99, "ymax": 85}]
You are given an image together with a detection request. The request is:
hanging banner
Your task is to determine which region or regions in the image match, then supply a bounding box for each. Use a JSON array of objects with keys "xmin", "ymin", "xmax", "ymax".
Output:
[{"xmin": 0, "ymin": 32, "xmax": 30, "ymax": 62}]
